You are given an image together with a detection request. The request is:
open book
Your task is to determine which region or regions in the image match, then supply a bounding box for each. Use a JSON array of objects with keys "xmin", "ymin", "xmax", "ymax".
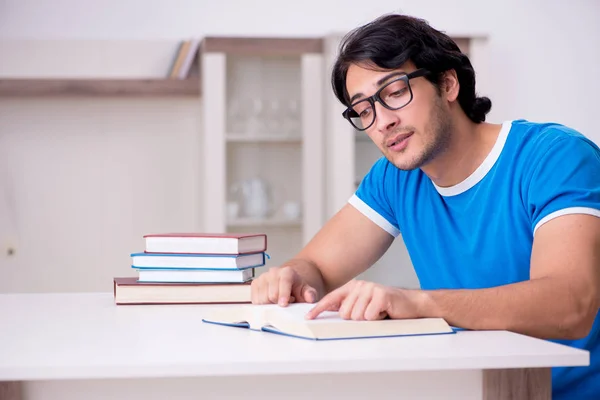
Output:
[{"xmin": 202, "ymin": 303, "xmax": 454, "ymax": 340}]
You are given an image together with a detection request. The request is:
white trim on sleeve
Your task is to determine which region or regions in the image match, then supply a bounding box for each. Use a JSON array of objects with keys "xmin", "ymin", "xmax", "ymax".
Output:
[
  {"xmin": 348, "ymin": 194, "xmax": 401, "ymax": 237},
  {"xmin": 534, "ymin": 207, "xmax": 600, "ymax": 235}
]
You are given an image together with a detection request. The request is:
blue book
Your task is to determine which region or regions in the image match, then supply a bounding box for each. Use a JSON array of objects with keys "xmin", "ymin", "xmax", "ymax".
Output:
[
  {"xmin": 202, "ymin": 303, "xmax": 455, "ymax": 341},
  {"xmin": 130, "ymin": 251, "xmax": 266, "ymax": 270}
]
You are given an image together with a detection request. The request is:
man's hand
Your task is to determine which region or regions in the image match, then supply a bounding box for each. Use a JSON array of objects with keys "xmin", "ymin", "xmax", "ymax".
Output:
[
  {"xmin": 251, "ymin": 265, "xmax": 319, "ymax": 306},
  {"xmin": 305, "ymin": 280, "xmax": 424, "ymax": 321}
]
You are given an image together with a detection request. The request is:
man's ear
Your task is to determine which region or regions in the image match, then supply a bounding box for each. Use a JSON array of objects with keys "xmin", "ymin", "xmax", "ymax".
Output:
[{"xmin": 441, "ymin": 70, "xmax": 460, "ymax": 102}]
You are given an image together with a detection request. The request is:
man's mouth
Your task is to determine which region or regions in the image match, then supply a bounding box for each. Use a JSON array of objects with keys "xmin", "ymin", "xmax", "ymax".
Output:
[{"xmin": 386, "ymin": 132, "xmax": 414, "ymax": 149}]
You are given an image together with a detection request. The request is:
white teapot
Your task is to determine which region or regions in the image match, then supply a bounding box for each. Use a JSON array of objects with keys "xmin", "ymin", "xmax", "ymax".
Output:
[{"xmin": 232, "ymin": 178, "xmax": 273, "ymax": 219}]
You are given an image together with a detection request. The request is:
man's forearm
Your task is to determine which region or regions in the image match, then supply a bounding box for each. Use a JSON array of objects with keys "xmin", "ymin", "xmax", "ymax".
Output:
[{"xmin": 418, "ymin": 277, "xmax": 597, "ymax": 340}]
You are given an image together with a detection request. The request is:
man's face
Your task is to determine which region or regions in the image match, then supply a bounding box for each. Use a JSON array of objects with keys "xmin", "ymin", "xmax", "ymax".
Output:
[{"xmin": 345, "ymin": 61, "xmax": 452, "ymax": 171}]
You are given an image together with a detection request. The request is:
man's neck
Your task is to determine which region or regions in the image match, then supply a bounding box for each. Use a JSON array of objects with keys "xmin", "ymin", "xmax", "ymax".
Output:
[{"xmin": 421, "ymin": 117, "xmax": 502, "ymax": 189}]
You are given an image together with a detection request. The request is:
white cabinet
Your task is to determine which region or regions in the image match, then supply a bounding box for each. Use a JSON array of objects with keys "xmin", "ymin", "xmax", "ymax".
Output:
[{"xmin": 199, "ymin": 38, "xmax": 325, "ymax": 270}]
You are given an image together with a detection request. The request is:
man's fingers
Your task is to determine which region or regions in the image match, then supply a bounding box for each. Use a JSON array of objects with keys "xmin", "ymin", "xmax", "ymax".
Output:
[
  {"xmin": 267, "ymin": 277, "xmax": 279, "ymax": 304},
  {"xmin": 305, "ymin": 281, "xmax": 356, "ymax": 319},
  {"xmin": 339, "ymin": 285, "xmax": 360, "ymax": 320},
  {"xmin": 350, "ymin": 288, "xmax": 372, "ymax": 320},
  {"xmin": 365, "ymin": 286, "xmax": 389, "ymax": 320},
  {"xmin": 291, "ymin": 281, "xmax": 316, "ymax": 304},
  {"xmin": 259, "ymin": 277, "xmax": 272, "ymax": 304},
  {"xmin": 364, "ymin": 298, "xmax": 388, "ymax": 321},
  {"xmin": 302, "ymin": 285, "xmax": 317, "ymax": 303},
  {"xmin": 250, "ymin": 267, "xmax": 313, "ymax": 306},
  {"xmin": 305, "ymin": 292, "xmax": 341, "ymax": 320},
  {"xmin": 278, "ymin": 271, "xmax": 294, "ymax": 306},
  {"xmin": 252, "ymin": 278, "xmax": 270, "ymax": 304}
]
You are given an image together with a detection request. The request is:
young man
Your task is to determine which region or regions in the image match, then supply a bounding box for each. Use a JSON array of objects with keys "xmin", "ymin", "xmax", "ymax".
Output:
[{"xmin": 250, "ymin": 13, "xmax": 600, "ymax": 399}]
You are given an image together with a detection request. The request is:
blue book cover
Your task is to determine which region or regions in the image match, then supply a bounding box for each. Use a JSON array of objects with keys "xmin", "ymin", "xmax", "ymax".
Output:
[
  {"xmin": 130, "ymin": 251, "xmax": 266, "ymax": 270},
  {"xmin": 135, "ymin": 267, "xmax": 255, "ymax": 284}
]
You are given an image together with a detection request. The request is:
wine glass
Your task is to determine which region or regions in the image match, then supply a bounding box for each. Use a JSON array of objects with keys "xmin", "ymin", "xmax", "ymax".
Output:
[
  {"xmin": 282, "ymin": 98, "xmax": 301, "ymax": 136},
  {"xmin": 245, "ymin": 98, "xmax": 265, "ymax": 137}
]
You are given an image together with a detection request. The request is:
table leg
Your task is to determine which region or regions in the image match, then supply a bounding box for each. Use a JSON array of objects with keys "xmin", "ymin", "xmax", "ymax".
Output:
[
  {"xmin": 483, "ymin": 368, "xmax": 551, "ymax": 400},
  {"xmin": 0, "ymin": 382, "xmax": 22, "ymax": 400}
]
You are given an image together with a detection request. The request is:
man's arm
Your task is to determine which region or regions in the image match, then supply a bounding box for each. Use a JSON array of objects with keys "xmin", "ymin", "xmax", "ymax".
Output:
[
  {"xmin": 306, "ymin": 213, "xmax": 600, "ymax": 340},
  {"xmin": 271, "ymin": 203, "xmax": 394, "ymax": 300},
  {"xmin": 421, "ymin": 213, "xmax": 600, "ymax": 339}
]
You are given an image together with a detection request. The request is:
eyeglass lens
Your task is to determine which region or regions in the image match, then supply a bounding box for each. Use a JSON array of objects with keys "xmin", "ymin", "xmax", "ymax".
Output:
[{"xmin": 349, "ymin": 78, "xmax": 412, "ymax": 130}]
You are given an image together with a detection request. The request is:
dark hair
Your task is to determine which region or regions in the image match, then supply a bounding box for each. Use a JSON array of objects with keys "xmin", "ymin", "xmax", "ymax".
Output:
[{"xmin": 332, "ymin": 14, "xmax": 491, "ymax": 123}]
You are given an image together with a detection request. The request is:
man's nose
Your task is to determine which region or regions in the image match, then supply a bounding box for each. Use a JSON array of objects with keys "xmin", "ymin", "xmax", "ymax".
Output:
[{"xmin": 373, "ymin": 101, "xmax": 399, "ymax": 134}]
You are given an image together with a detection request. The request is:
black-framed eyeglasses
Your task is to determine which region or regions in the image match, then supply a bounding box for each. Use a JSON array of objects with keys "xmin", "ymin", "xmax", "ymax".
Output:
[{"xmin": 342, "ymin": 68, "xmax": 430, "ymax": 131}]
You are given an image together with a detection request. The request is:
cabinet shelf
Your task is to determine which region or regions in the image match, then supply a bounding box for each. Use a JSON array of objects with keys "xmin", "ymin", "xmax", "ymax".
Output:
[
  {"xmin": 226, "ymin": 133, "xmax": 302, "ymax": 143},
  {"xmin": 227, "ymin": 217, "xmax": 302, "ymax": 227},
  {"xmin": 202, "ymin": 37, "xmax": 323, "ymax": 55},
  {"xmin": 0, "ymin": 78, "xmax": 201, "ymax": 97}
]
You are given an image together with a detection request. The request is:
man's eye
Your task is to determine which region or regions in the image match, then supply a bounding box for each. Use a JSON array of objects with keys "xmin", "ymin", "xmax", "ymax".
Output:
[{"xmin": 388, "ymin": 88, "xmax": 407, "ymax": 98}]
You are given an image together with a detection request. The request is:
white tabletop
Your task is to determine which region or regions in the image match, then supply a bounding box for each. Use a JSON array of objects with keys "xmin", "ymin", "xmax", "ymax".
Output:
[{"xmin": 0, "ymin": 292, "xmax": 589, "ymax": 381}]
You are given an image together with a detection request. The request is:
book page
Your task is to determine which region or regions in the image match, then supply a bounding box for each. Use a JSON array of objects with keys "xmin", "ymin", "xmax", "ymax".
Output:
[
  {"xmin": 273, "ymin": 303, "xmax": 341, "ymax": 323},
  {"xmin": 269, "ymin": 303, "xmax": 453, "ymax": 339},
  {"xmin": 203, "ymin": 303, "xmax": 453, "ymax": 339}
]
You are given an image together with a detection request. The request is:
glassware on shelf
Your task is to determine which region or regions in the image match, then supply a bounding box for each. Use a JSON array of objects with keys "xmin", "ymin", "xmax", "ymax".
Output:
[
  {"xmin": 229, "ymin": 178, "xmax": 273, "ymax": 219},
  {"xmin": 282, "ymin": 200, "xmax": 302, "ymax": 220},
  {"xmin": 282, "ymin": 98, "xmax": 301, "ymax": 136},
  {"xmin": 227, "ymin": 182, "xmax": 243, "ymax": 221},
  {"xmin": 264, "ymin": 99, "xmax": 282, "ymax": 136},
  {"xmin": 245, "ymin": 98, "xmax": 266, "ymax": 137},
  {"xmin": 226, "ymin": 201, "xmax": 240, "ymax": 219},
  {"xmin": 227, "ymin": 95, "xmax": 299, "ymax": 138},
  {"xmin": 226, "ymin": 98, "xmax": 246, "ymax": 134}
]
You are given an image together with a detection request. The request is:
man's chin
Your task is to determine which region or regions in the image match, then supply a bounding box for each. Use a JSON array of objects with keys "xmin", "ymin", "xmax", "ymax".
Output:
[
  {"xmin": 387, "ymin": 153, "xmax": 423, "ymax": 171},
  {"xmin": 391, "ymin": 161, "xmax": 423, "ymax": 171}
]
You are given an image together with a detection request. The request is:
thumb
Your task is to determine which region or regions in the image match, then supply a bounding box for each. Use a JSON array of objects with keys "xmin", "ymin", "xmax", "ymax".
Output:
[
  {"xmin": 302, "ymin": 285, "xmax": 318, "ymax": 303},
  {"xmin": 292, "ymin": 282, "xmax": 318, "ymax": 303}
]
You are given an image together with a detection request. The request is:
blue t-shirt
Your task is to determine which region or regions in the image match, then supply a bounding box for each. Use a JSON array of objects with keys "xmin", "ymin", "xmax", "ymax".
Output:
[{"xmin": 350, "ymin": 119, "xmax": 600, "ymax": 399}]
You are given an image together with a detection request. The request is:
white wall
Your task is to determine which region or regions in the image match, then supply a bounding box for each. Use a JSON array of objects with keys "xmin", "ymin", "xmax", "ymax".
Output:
[
  {"xmin": 0, "ymin": 0, "xmax": 599, "ymax": 293},
  {"xmin": 2, "ymin": 0, "xmax": 598, "ymax": 133},
  {"xmin": 0, "ymin": 0, "xmax": 490, "ymax": 39}
]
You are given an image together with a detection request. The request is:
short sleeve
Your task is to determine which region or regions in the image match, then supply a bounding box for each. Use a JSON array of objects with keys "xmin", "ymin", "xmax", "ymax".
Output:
[
  {"xmin": 527, "ymin": 135, "xmax": 600, "ymax": 235},
  {"xmin": 348, "ymin": 157, "xmax": 400, "ymax": 237}
]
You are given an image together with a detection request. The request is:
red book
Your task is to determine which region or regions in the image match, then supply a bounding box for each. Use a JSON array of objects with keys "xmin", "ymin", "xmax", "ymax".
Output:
[{"xmin": 143, "ymin": 232, "xmax": 267, "ymax": 255}]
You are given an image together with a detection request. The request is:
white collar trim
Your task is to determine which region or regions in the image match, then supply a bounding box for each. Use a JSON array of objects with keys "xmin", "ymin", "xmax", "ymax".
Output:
[{"xmin": 433, "ymin": 120, "xmax": 513, "ymax": 197}]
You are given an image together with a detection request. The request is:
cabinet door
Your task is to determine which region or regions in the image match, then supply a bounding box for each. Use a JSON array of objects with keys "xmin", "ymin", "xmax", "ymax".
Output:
[{"xmin": 201, "ymin": 39, "xmax": 325, "ymax": 271}]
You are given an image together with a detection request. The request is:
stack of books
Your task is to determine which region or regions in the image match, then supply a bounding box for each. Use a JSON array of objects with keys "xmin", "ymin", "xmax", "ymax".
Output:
[{"xmin": 113, "ymin": 232, "xmax": 267, "ymax": 305}]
